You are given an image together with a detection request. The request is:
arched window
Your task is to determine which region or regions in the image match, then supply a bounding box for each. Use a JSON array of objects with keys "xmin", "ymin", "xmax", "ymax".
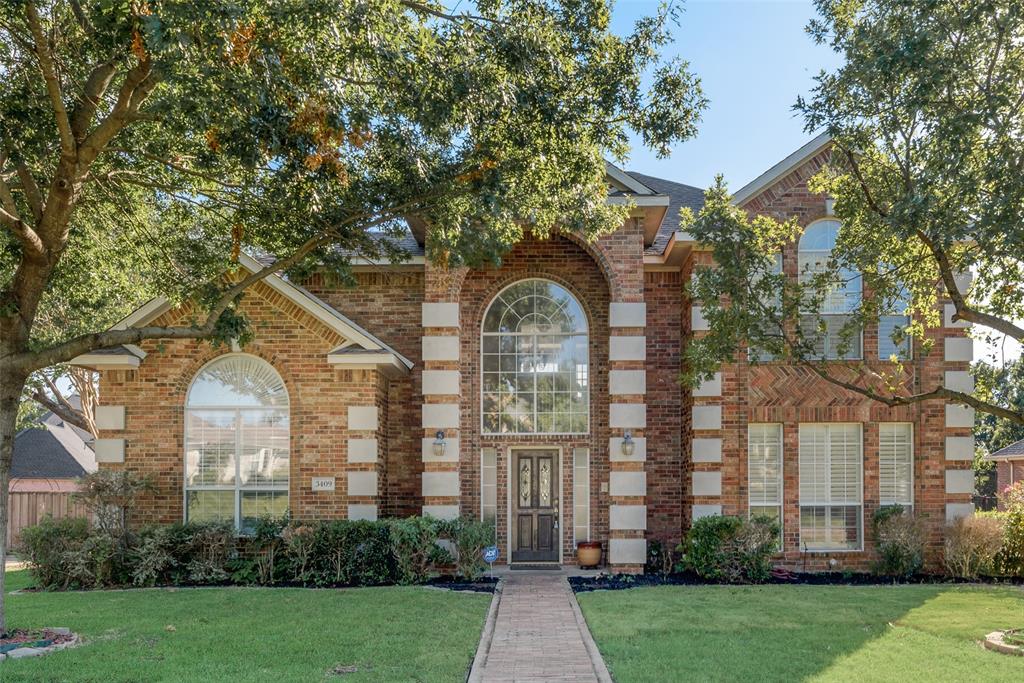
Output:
[
  {"xmin": 482, "ymin": 279, "xmax": 589, "ymax": 434},
  {"xmin": 184, "ymin": 354, "xmax": 289, "ymax": 532},
  {"xmin": 798, "ymin": 220, "xmax": 862, "ymax": 359}
]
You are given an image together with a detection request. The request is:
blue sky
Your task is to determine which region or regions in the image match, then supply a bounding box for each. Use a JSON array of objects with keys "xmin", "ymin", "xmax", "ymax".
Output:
[{"xmin": 613, "ymin": 0, "xmax": 841, "ymax": 190}]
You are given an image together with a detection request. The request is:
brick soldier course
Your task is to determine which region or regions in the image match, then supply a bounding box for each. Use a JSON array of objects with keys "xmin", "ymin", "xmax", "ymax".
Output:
[{"xmin": 76, "ymin": 135, "xmax": 975, "ymax": 573}]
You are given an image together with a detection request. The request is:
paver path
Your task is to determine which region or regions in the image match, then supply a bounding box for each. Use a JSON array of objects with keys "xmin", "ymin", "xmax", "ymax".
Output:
[{"xmin": 472, "ymin": 573, "xmax": 611, "ymax": 683}]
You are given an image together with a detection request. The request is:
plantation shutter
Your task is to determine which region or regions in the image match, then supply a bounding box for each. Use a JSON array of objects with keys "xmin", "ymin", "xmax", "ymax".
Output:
[
  {"xmin": 799, "ymin": 424, "xmax": 862, "ymax": 505},
  {"xmin": 748, "ymin": 424, "xmax": 782, "ymax": 506},
  {"xmin": 879, "ymin": 423, "xmax": 913, "ymax": 507},
  {"xmin": 799, "ymin": 425, "xmax": 829, "ymax": 504}
]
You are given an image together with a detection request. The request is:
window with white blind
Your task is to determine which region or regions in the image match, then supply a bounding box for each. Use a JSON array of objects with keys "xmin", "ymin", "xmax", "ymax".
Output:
[
  {"xmin": 879, "ymin": 423, "xmax": 913, "ymax": 509},
  {"xmin": 798, "ymin": 423, "xmax": 863, "ymax": 551},
  {"xmin": 573, "ymin": 448, "xmax": 590, "ymax": 544},
  {"xmin": 185, "ymin": 354, "xmax": 289, "ymax": 533},
  {"xmin": 481, "ymin": 448, "xmax": 498, "ymax": 527},
  {"xmin": 750, "ymin": 253, "xmax": 784, "ymax": 362},
  {"xmin": 798, "ymin": 220, "xmax": 862, "ymax": 360},
  {"xmin": 879, "ymin": 276, "xmax": 912, "ymax": 360},
  {"xmin": 748, "ymin": 424, "xmax": 783, "ymax": 547}
]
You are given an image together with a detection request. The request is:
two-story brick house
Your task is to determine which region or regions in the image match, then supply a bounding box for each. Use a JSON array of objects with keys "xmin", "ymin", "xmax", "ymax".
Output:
[{"xmin": 74, "ymin": 134, "xmax": 975, "ymax": 571}]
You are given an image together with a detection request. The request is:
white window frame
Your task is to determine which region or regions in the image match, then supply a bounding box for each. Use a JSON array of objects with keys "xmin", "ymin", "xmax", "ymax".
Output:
[
  {"xmin": 183, "ymin": 354, "xmax": 290, "ymax": 532},
  {"xmin": 480, "ymin": 279, "xmax": 590, "ymax": 435},
  {"xmin": 481, "ymin": 447, "xmax": 498, "ymax": 528},
  {"xmin": 798, "ymin": 219, "xmax": 863, "ymax": 360},
  {"xmin": 573, "ymin": 447, "xmax": 591, "ymax": 544},
  {"xmin": 798, "ymin": 423, "xmax": 864, "ymax": 552},
  {"xmin": 747, "ymin": 423, "xmax": 784, "ymax": 549},
  {"xmin": 878, "ymin": 423, "xmax": 914, "ymax": 510}
]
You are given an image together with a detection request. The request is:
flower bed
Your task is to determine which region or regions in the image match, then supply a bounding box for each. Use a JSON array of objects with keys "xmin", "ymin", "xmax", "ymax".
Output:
[{"xmin": 0, "ymin": 628, "xmax": 79, "ymax": 661}]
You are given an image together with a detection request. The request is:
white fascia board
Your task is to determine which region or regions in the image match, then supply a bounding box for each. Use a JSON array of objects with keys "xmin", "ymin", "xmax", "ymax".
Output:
[
  {"xmin": 350, "ymin": 255, "xmax": 426, "ymax": 268},
  {"xmin": 605, "ymin": 161, "xmax": 655, "ymax": 195},
  {"xmin": 112, "ymin": 297, "xmax": 171, "ymax": 330},
  {"xmin": 606, "ymin": 195, "xmax": 670, "ymax": 207},
  {"xmin": 70, "ymin": 353, "xmax": 141, "ymax": 370},
  {"xmin": 731, "ymin": 132, "xmax": 832, "ymax": 206},
  {"xmin": 326, "ymin": 350, "xmax": 409, "ymax": 375}
]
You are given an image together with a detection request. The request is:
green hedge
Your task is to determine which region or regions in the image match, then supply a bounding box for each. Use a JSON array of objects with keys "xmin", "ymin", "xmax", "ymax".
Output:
[
  {"xmin": 678, "ymin": 515, "xmax": 779, "ymax": 583},
  {"xmin": 17, "ymin": 515, "xmax": 495, "ymax": 591}
]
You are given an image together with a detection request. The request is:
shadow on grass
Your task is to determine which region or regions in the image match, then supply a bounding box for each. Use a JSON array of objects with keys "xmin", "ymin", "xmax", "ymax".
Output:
[{"xmin": 577, "ymin": 584, "xmax": 1024, "ymax": 683}]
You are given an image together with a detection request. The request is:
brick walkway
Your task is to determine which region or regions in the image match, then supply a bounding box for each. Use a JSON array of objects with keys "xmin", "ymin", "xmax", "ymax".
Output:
[{"xmin": 471, "ymin": 573, "xmax": 611, "ymax": 683}]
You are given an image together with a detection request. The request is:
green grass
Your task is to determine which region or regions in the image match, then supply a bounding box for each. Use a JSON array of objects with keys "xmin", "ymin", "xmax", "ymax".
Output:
[
  {"xmin": 577, "ymin": 584, "xmax": 1024, "ymax": 682},
  {"xmin": 3, "ymin": 570, "xmax": 490, "ymax": 682}
]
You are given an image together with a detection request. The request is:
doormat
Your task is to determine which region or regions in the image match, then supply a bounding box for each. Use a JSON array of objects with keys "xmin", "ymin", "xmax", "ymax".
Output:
[{"xmin": 509, "ymin": 564, "xmax": 562, "ymax": 571}]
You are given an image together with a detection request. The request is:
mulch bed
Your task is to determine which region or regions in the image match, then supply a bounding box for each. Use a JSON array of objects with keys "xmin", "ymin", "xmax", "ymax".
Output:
[
  {"xmin": 1, "ymin": 628, "xmax": 76, "ymax": 654},
  {"xmin": 426, "ymin": 575, "xmax": 498, "ymax": 593},
  {"xmin": 568, "ymin": 569, "xmax": 1024, "ymax": 593}
]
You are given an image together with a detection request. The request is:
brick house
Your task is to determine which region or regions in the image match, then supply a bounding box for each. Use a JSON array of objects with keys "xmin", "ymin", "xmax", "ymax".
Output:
[
  {"xmin": 73, "ymin": 135, "xmax": 975, "ymax": 571},
  {"xmin": 988, "ymin": 439, "xmax": 1024, "ymax": 503}
]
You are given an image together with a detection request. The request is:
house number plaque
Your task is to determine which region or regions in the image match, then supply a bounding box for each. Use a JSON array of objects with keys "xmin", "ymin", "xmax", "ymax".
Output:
[{"xmin": 311, "ymin": 477, "xmax": 336, "ymax": 492}]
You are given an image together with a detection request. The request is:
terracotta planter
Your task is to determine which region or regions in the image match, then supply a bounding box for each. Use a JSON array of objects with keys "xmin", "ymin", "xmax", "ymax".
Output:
[{"xmin": 576, "ymin": 541, "xmax": 602, "ymax": 568}]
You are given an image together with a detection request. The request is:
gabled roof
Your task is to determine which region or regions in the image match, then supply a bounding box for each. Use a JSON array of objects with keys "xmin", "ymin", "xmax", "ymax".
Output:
[
  {"xmin": 625, "ymin": 172, "xmax": 705, "ymax": 254},
  {"xmin": 731, "ymin": 132, "xmax": 831, "ymax": 206},
  {"xmin": 72, "ymin": 252, "xmax": 412, "ymax": 374},
  {"xmin": 988, "ymin": 438, "xmax": 1024, "ymax": 461},
  {"xmin": 13, "ymin": 414, "xmax": 96, "ymax": 480}
]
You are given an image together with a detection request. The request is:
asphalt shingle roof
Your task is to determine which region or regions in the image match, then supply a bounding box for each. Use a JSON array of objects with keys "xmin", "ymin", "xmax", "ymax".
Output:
[
  {"xmin": 625, "ymin": 171, "xmax": 705, "ymax": 254},
  {"xmin": 12, "ymin": 415, "xmax": 96, "ymax": 480},
  {"xmin": 991, "ymin": 438, "xmax": 1024, "ymax": 459}
]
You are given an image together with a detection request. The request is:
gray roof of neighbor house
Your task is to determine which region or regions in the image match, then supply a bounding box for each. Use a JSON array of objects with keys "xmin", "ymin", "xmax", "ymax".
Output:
[
  {"xmin": 12, "ymin": 409, "xmax": 96, "ymax": 480},
  {"xmin": 990, "ymin": 438, "xmax": 1024, "ymax": 460},
  {"xmin": 626, "ymin": 171, "xmax": 705, "ymax": 254}
]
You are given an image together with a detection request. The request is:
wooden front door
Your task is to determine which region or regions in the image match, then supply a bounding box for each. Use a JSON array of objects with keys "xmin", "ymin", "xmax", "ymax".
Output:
[{"xmin": 512, "ymin": 450, "xmax": 559, "ymax": 563}]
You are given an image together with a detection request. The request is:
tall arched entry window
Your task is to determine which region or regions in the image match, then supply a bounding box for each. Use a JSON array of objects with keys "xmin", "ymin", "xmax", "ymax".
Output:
[
  {"xmin": 481, "ymin": 279, "xmax": 589, "ymax": 434},
  {"xmin": 184, "ymin": 354, "xmax": 290, "ymax": 532}
]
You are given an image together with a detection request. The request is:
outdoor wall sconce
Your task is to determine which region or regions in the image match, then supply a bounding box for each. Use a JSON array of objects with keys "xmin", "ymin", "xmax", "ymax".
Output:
[
  {"xmin": 432, "ymin": 430, "xmax": 447, "ymax": 457},
  {"xmin": 621, "ymin": 431, "xmax": 635, "ymax": 457}
]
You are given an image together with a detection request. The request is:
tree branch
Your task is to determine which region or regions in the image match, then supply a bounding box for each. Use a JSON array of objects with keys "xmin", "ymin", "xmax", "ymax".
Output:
[
  {"xmin": 30, "ymin": 390, "xmax": 92, "ymax": 435},
  {"xmin": 77, "ymin": 60, "xmax": 156, "ymax": 170},
  {"xmin": 24, "ymin": 1, "xmax": 76, "ymax": 157},
  {"xmin": 71, "ymin": 59, "xmax": 118, "ymax": 142},
  {"xmin": 11, "ymin": 152, "xmax": 44, "ymax": 222}
]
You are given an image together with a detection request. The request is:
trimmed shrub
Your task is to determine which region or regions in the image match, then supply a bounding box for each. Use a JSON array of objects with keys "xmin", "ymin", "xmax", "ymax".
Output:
[
  {"xmin": 389, "ymin": 516, "xmax": 450, "ymax": 584},
  {"xmin": 997, "ymin": 481, "xmax": 1024, "ymax": 576},
  {"xmin": 18, "ymin": 516, "xmax": 90, "ymax": 590},
  {"xmin": 679, "ymin": 515, "xmax": 779, "ymax": 583},
  {"xmin": 311, "ymin": 519, "xmax": 397, "ymax": 586},
  {"xmin": 944, "ymin": 515, "xmax": 1004, "ymax": 578},
  {"xmin": 872, "ymin": 505, "xmax": 926, "ymax": 578},
  {"xmin": 447, "ymin": 518, "xmax": 496, "ymax": 580}
]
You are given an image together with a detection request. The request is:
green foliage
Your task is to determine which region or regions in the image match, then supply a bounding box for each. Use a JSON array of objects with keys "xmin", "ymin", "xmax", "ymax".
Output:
[
  {"xmin": 310, "ymin": 519, "xmax": 396, "ymax": 587},
  {"xmin": 388, "ymin": 516, "xmax": 449, "ymax": 585},
  {"xmin": 16, "ymin": 517, "xmax": 90, "ymax": 590},
  {"xmin": 996, "ymin": 482, "xmax": 1024, "ymax": 576},
  {"xmin": 678, "ymin": 515, "xmax": 779, "ymax": 583},
  {"xmin": 871, "ymin": 506, "xmax": 926, "ymax": 578},
  {"xmin": 72, "ymin": 470, "xmax": 154, "ymax": 535},
  {"xmin": 943, "ymin": 516, "xmax": 1004, "ymax": 578},
  {"xmin": 443, "ymin": 517, "xmax": 496, "ymax": 581}
]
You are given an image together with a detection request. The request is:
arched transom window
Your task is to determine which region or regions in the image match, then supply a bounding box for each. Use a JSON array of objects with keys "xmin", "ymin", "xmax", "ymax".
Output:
[
  {"xmin": 482, "ymin": 279, "xmax": 589, "ymax": 434},
  {"xmin": 184, "ymin": 354, "xmax": 289, "ymax": 532}
]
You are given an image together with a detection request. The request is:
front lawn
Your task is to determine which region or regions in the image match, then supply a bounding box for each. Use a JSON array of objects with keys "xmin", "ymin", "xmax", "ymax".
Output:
[
  {"xmin": 3, "ymin": 570, "xmax": 490, "ymax": 682},
  {"xmin": 577, "ymin": 584, "xmax": 1024, "ymax": 682}
]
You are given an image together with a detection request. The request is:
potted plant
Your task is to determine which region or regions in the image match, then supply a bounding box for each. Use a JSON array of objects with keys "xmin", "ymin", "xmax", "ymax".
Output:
[{"xmin": 576, "ymin": 541, "xmax": 602, "ymax": 568}]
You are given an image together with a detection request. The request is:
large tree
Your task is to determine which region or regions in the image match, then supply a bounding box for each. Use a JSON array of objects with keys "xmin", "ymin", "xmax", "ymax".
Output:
[
  {"xmin": 686, "ymin": 0, "xmax": 1024, "ymax": 427},
  {"xmin": 0, "ymin": 0, "xmax": 705, "ymax": 631}
]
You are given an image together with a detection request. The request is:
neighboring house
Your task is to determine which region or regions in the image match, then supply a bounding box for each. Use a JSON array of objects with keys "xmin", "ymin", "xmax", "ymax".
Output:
[
  {"xmin": 988, "ymin": 439, "xmax": 1024, "ymax": 500},
  {"xmin": 9, "ymin": 408, "xmax": 96, "ymax": 544},
  {"xmin": 72, "ymin": 135, "xmax": 974, "ymax": 571}
]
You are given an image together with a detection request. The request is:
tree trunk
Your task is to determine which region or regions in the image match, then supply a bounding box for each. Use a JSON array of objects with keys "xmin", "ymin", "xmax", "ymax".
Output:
[{"xmin": 0, "ymin": 365, "xmax": 27, "ymax": 635}]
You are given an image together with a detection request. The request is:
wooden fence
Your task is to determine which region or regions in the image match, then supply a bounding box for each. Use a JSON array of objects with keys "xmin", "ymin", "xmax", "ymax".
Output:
[{"xmin": 8, "ymin": 490, "xmax": 89, "ymax": 548}]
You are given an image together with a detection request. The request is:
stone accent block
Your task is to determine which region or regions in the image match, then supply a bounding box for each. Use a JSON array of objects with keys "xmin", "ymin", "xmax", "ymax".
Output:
[
  {"xmin": 609, "ymin": 370, "xmax": 646, "ymax": 395},
  {"xmin": 692, "ymin": 471, "xmax": 722, "ymax": 496},
  {"xmin": 421, "ymin": 302, "xmax": 460, "ymax": 328},
  {"xmin": 609, "ymin": 504, "xmax": 647, "ymax": 530},
  {"xmin": 347, "ymin": 406, "xmax": 378, "ymax": 431},
  {"xmin": 94, "ymin": 438, "xmax": 125, "ymax": 463},
  {"xmin": 945, "ymin": 404, "xmax": 975, "ymax": 429},
  {"xmin": 692, "ymin": 438, "xmax": 723, "ymax": 463},
  {"xmin": 95, "ymin": 406, "xmax": 125, "ymax": 430},
  {"xmin": 348, "ymin": 504, "xmax": 378, "ymax": 521},
  {"xmin": 347, "ymin": 438, "xmax": 378, "ymax": 463},
  {"xmin": 943, "ymin": 303, "xmax": 970, "ymax": 328},
  {"xmin": 945, "ymin": 469, "xmax": 974, "ymax": 495},
  {"xmin": 946, "ymin": 503, "xmax": 975, "ymax": 522},
  {"xmin": 422, "ymin": 403, "xmax": 460, "ymax": 429},
  {"xmin": 609, "ymin": 436, "xmax": 647, "ymax": 462},
  {"xmin": 945, "ymin": 436, "xmax": 974, "ymax": 460},
  {"xmin": 347, "ymin": 471, "xmax": 378, "ymax": 497},
  {"xmin": 609, "ymin": 471, "xmax": 646, "ymax": 497},
  {"xmin": 693, "ymin": 372, "xmax": 722, "ymax": 397},
  {"xmin": 944, "ymin": 371, "xmax": 974, "ymax": 394},
  {"xmin": 421, "ymin": 370, "xmax": 461, "ymax": 396},
  {"xmin": 421, "ymin": 437, "xmax": 460, "ymax": 462},
  {"xmin": 422, "ymin": 471, "xmax": 460, "ymax": 497},
  {"xmin": 608, "ymin": 538, "xmax": 646, "ymax": 565},
  {"xmin": 609, "ymin": 336, "xmax": 646, "ymax": 361},
  {"xmin": 692, "ymin": 405, "xmax": 722, "ymax": 430},
  {"xmin": 609, "ymin": 302, "xmax": 647, "ymax": 327},
  {"xmin": 423, "ymin": 504, "xmax": 460, "ymax": 520},
  {"xmin": 609, "ymin": 403, "xmax": 646, "ymax": 429},
  {"xmin": 421, "ymin": 336, "xmax": 460, "ymax": 361},
  {"xmin": 944, "ymin": 337, "xmax": 973, "ymax": 362},
  {"xmin": 692, "ymin": 504, "xmax": 722, "ymax": 520}
]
